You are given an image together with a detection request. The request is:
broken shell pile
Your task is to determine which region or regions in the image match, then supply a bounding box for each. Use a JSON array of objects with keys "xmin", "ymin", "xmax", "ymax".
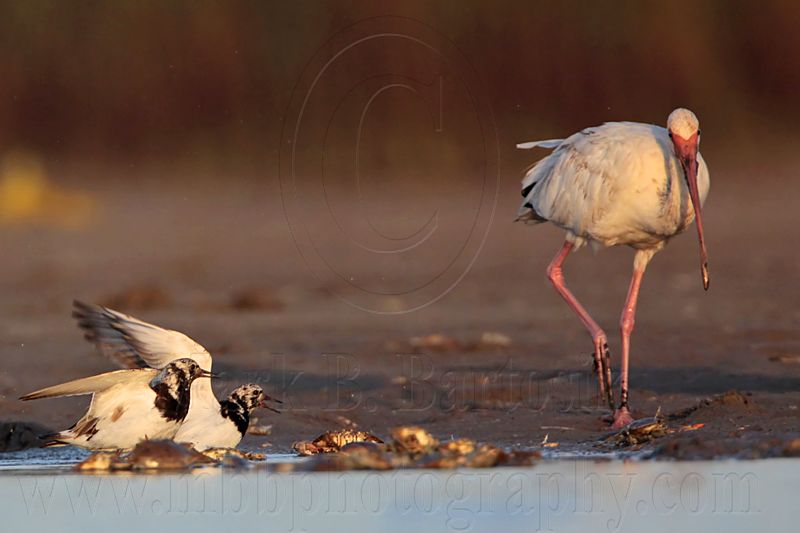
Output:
[
  {"xmin": 75, "ymin": 440, "xmax": 265, "ymax": 471},
  {"xmin": 75, "ymin": 427, "xmax": 546, "ymax": 473},
  {"xmin": 290, "ymin": 426, "xmax": 541, "ymax": 472},
  {"xmin": 610, "ymin": 416, "xmax": 669, "ymax": 447},
  {"xmin": 293, "ymin": 429, "xmax": 385, "ymax": 455},
  {"xmin": 76, "ymin": 440, "xmax": 216, "ymax": 471}
]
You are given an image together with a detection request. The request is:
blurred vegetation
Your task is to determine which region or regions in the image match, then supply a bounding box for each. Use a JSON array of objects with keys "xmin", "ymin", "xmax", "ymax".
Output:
[
  {"xmin": 0, "ymin": 0, "xmax": 798, "ymax": 167},
  {"xmin": 0, "ymin": 150, "xmax": 95, "ymax": 226}
]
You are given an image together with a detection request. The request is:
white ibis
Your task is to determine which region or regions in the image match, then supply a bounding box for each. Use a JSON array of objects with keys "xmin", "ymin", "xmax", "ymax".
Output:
[{"xmin": 516, "ymin": 108, "xmax": 710, "ymax": 428}]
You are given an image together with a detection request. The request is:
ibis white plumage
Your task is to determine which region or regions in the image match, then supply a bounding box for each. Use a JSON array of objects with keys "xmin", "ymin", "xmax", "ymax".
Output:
[{"xmin": 517, "ymin": 108, "xmax": 710, "ymax": 428}]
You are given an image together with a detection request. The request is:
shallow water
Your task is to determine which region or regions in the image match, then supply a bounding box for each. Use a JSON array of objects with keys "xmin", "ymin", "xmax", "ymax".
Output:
[
  {"xmin": 0, "ymin": 450, "xmax": 796, "ymax": 532},
  {"xmin": 0, "ymin": 447, "xmax": 303, "ymax": 472},
  {"xmin": 0, "ymin": 443, "xmax": 637, "ymax": 471}
]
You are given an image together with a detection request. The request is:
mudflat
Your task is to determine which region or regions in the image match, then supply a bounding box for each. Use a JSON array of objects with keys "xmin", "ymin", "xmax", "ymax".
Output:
[{"xmin": 1, "ymin": 162, "xmax": 798, "ymax": 459}]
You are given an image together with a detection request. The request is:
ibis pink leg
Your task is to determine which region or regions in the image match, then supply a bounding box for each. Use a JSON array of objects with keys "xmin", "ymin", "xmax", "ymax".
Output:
[
  {"xmin": 612, "ymin": 264, "xmax": 646, "ymax": 429},
  {"xmin": 547, "ymin": 241, "xmax": 614, "ymax": 409}
]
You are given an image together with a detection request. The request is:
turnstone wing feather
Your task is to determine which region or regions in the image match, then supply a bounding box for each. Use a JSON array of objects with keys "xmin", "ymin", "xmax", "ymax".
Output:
[
  {"xmin": 21, "ymin": 358, "xmax": 212, "ymax": 451},
  {"xmin": 72, "ymin": 301, "xmax": 281, "ymax": 450}
]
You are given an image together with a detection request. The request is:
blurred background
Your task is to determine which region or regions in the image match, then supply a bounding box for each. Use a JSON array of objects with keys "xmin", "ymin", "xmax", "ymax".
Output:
[
  {"xmin": 2, "ymin": 1, "xmax": 800, "ymax": 448},
  {"xmin": 1, "ymin": 1, "xmax": 798, "ymax": 166}
]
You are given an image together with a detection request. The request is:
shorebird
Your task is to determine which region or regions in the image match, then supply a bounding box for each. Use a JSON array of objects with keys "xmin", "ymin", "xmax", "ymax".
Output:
[
  {"xmin": 178, "ymin": 383, "xmax": 277, "ymax": 450},
  {"xmin": 21, "ymin": 358, "xmax": 212, "ymax": 450},
  {"xmin": 72, "ymin": 301, "xmax": 282, "ymax": 449},
  {"xmin": 516, "ymin": 108, "xmax": 710, "ymax": 428}
]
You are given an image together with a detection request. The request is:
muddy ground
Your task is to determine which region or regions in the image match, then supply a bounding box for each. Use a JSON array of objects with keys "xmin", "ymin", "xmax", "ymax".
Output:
[{"xmin": 0, "ymin": 161, "xmax": 798, "ymax": 460}]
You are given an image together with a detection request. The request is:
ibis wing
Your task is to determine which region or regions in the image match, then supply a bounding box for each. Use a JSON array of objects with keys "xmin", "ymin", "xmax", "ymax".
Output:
[
  {"xmin": 73, "ymin": 300, "xmax": 213, "ymax": 371},
  {"xmin": 20, "ymin": 369, "xmax": 156, "ymax": 401},
  {"xmin": 519, "ymin": 140, "xmax": 564, "ymax": 196},
  {"xmin": 519, "ymin": 123, "xmax": 654, "ymax": 236},
  {"xmin": 516, "ymin": 139, "xmax": 564, "ymax": 150}
]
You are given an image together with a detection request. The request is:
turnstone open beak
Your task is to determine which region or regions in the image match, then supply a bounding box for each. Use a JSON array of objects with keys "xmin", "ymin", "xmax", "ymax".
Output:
[
  {"xmin": 258, "ymin": 395, "xmax": 283, "ymax": 413},
  {"xmin": 264, "ymin": 394, "xmax": 283, "ymax": 404},
  {"xmin": 199, "ymin": 369, "xmax": 216, "ymax": 379}
]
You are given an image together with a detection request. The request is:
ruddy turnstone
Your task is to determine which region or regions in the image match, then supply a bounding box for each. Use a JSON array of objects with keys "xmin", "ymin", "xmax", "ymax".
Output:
[
  {"xmin": 177, "ymin": 383, "xmax": 280, "ymax": 450},
  {"xmin": 72, "ymin": 300, "xmax": 281, "ymax": 450},
  {"xmin": 21, "ymin": 358, "xmax": 212, "ymax": 450}
]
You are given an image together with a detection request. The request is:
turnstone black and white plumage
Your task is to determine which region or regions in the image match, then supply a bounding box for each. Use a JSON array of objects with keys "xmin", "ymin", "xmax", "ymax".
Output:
[
  {"xmin": 178, "ymin": 383, "xmax": 280, "ymax": 450},
  {"xmin": 72, "ymin": 301, "xmax": 282, "ymax": 450},
  {"xmin": 20, "ymin": 358, "xmax": 212, "ymax": 450}
]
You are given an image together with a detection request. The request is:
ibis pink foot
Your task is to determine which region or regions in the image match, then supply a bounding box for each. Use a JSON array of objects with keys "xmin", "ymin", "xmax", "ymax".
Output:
[
  {"xmin": 611, "ymin": 407, "xmax": 634, "ymax": 429},
  {"xmin": 590, "ymin": 340, "xmax": 615, "ymax": 409}
]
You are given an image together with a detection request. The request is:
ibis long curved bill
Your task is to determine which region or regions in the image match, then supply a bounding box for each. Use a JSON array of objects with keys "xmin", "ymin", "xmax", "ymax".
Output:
[{"xmin": 672, "ymin": 131, "xmax": 710, "ymax": 290}]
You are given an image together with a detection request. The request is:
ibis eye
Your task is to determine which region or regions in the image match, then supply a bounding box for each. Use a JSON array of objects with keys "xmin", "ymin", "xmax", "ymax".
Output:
[
  {"xmin": 668, "ymin": 132, "xmax": 673, "ymax": 139},
  {"xmin": 697, "ymin": 129, "xmax": 701, "ymax": 136}
]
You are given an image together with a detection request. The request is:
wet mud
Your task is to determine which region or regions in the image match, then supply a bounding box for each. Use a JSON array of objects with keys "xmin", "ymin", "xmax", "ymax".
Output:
[{"xmin": 1, "ymin": 173, "xmax": 799, "ymax": 465}]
